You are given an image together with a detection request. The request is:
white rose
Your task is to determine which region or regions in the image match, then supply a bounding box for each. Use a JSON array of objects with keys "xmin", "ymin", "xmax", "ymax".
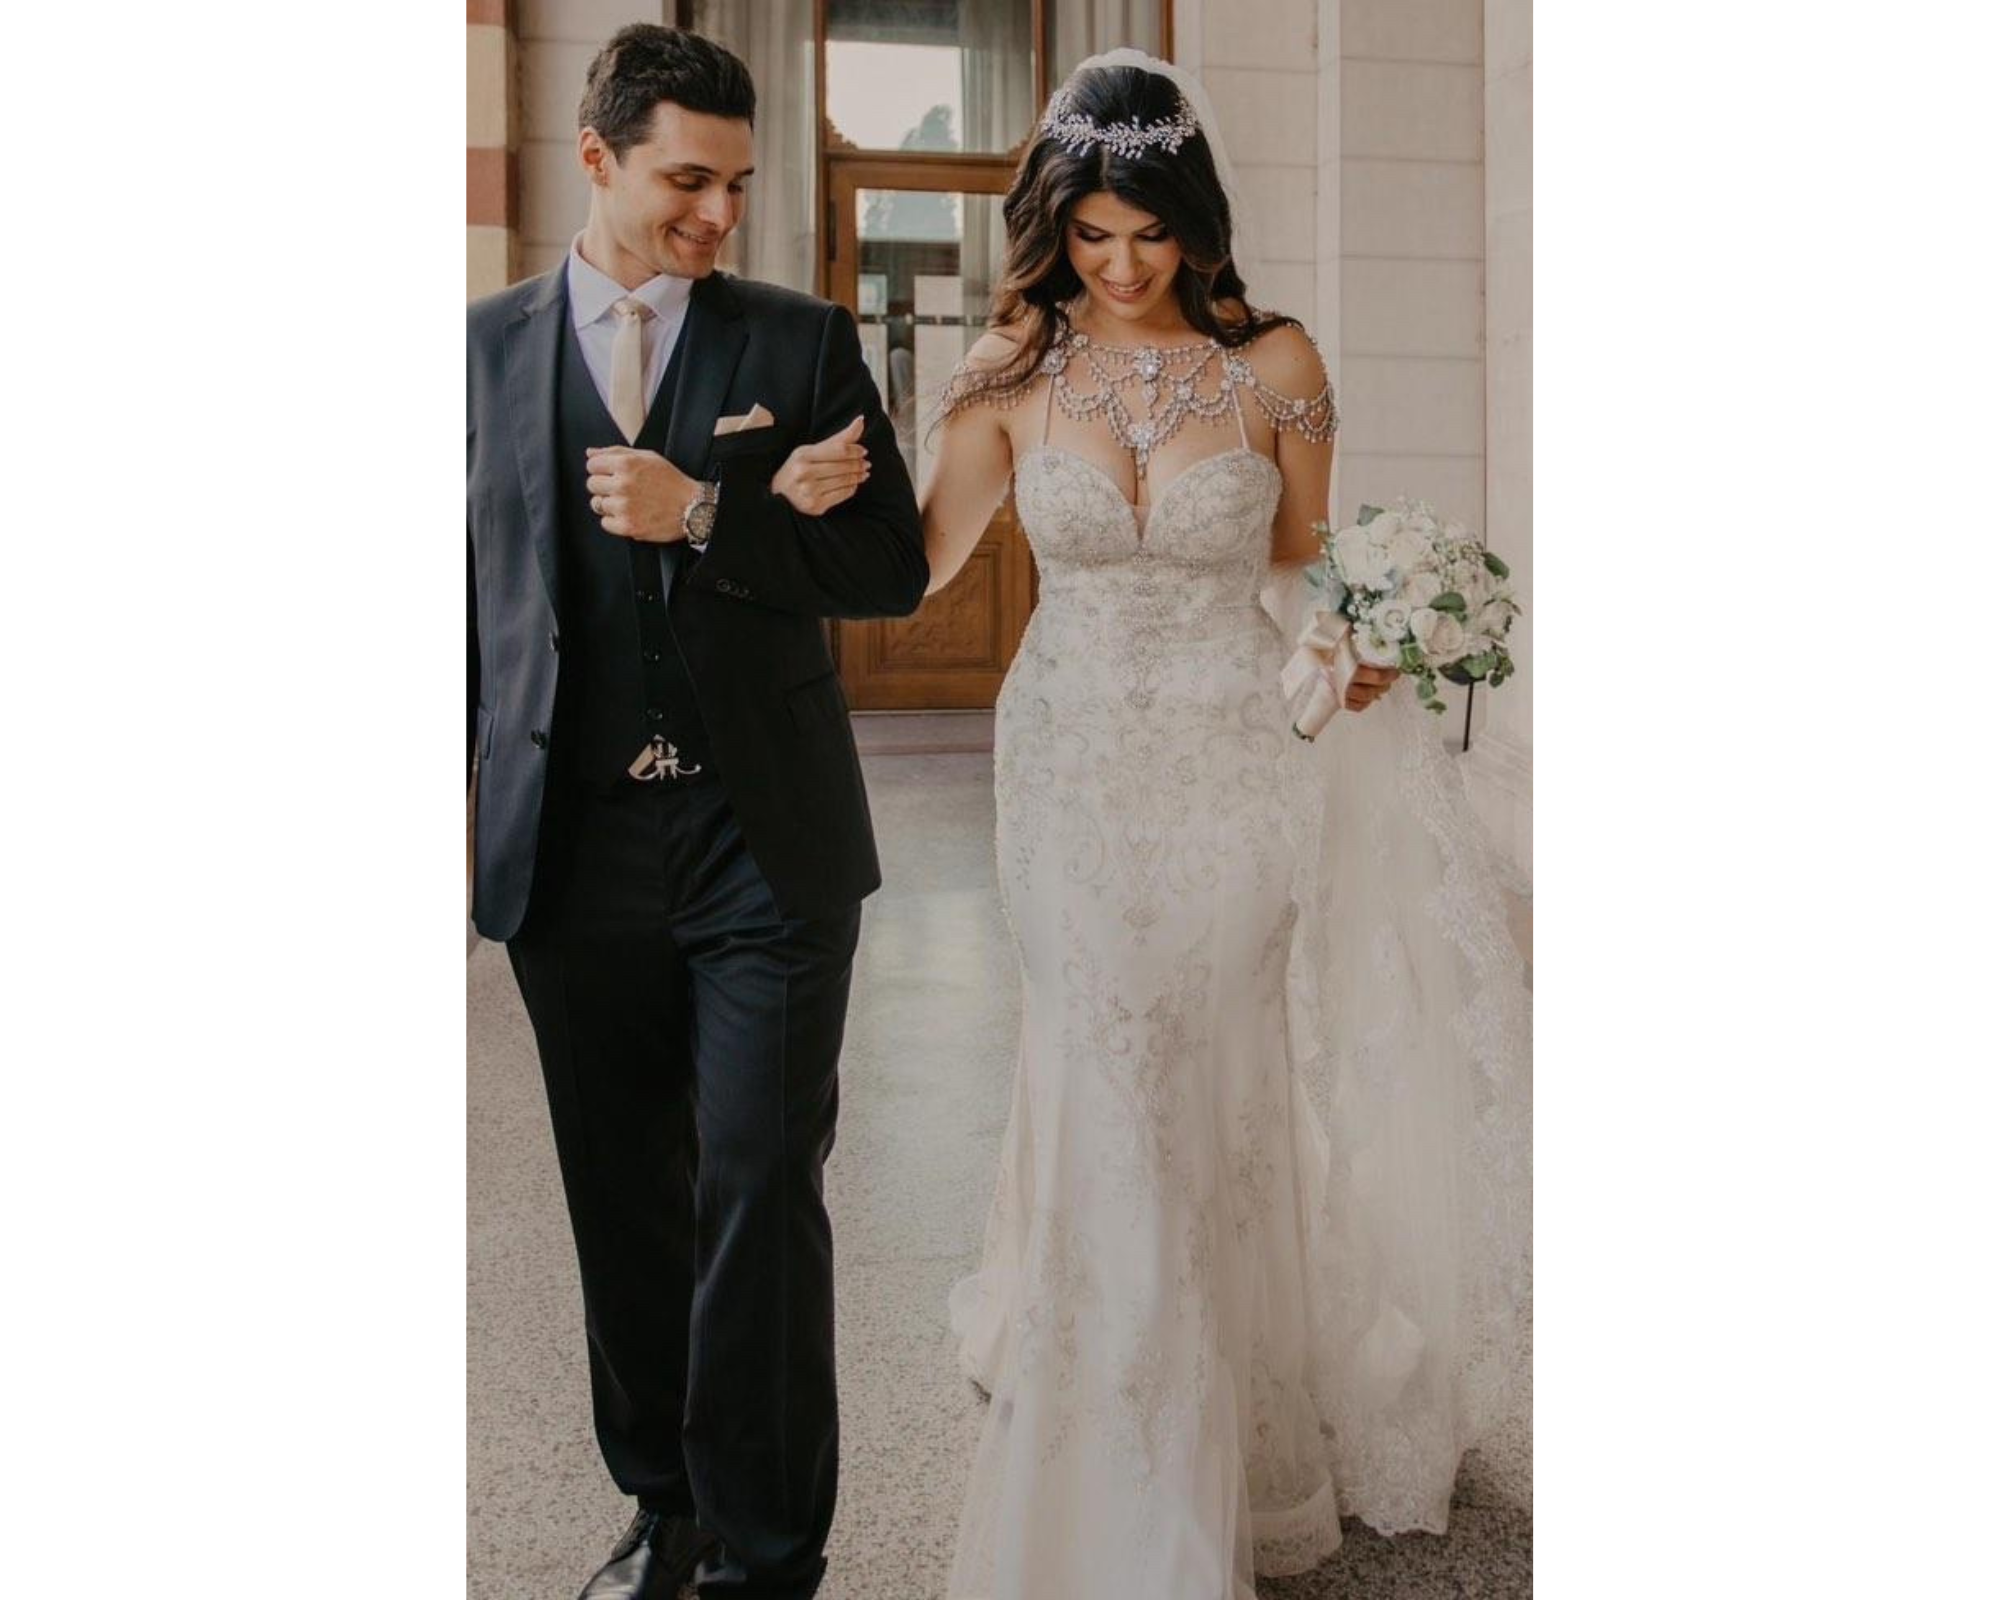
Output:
[
  {"xmin": 1335, "ymin": 527, "xmax": 1394, "ymax": 590},
  {"xmin": 1454, "ymin": 563, "xmax": 1493, "ymax": 607},
  {"xmin": 1476, "ymin": 599, "xmax": 1515, "ymax": 638},
  {"xmin": 1370, "ymin": 597, "xmax": 1414, "ymax": 642},
  {"xmin": 1384, "ymin": 524, "xmax": 1427, "ymax": 576},
  {"xmin": 1403, "ymin": 569, "xmax": 1444, "ymax": 608},
  {"xmin": 1354, "ymin": 625, "xmax": 1403, "ymax": 667},
  {"xmin": 1410, "ymin": 607, "xmax": 1465, "ymax": 662}
]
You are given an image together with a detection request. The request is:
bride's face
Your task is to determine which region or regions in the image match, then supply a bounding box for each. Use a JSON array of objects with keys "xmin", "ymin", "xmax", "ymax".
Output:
[{"xmin": 1064, "ymin": 192, "xmax": 1184, "ymax": 327}]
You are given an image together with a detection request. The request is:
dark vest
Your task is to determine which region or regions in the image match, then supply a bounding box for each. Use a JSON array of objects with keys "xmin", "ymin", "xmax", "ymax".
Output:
[{"xmin": 551, "ymin": 316, "xmax": 714, "ymax": 789}]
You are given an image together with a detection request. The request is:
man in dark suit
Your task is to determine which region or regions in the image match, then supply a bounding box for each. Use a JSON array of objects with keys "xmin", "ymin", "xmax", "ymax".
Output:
[{"xmin": 467, "ymin": 27, "xmax": 925, "ymax": 1600}]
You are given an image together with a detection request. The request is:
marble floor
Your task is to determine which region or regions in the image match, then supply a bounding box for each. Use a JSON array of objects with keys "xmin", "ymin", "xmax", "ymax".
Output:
[{"xmin": 468, "ymin": 715, "xmax": 1531, "ymax": 1598}]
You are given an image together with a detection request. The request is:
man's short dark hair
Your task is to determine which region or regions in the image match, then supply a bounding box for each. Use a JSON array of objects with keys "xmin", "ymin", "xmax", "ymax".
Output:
[{"xmin": 579, "ymin": 25, "xmax": 756, "ymax": 157}]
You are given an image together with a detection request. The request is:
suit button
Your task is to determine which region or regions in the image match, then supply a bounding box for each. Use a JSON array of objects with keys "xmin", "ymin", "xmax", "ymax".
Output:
[
  {"xmin": 646, "ymin": 708, "xmax": 664, "ymax": 722},
  {"xmin": 645, "ymin": 649, "xmax": 662, "ymax": 663},
  {"xmin": 529, "ymin": 729, "xmax": 548, "ymax": 748},
  {"xmin": 636, "ymin": 588, "xmax": 658, "ymax": 603}
]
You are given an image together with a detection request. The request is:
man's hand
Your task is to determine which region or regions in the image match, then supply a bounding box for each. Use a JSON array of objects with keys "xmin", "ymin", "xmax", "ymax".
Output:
[
  {"xmin": 585, "ymin": 446, "xmax": 697, "ymax": 543},
  {"xmin": 1335, "ymin": 662, "xmax": 1400, "ymax": 712},
  {"xmin": 771, "ymin": 416, "xmax": 871, "ymax": 516}
]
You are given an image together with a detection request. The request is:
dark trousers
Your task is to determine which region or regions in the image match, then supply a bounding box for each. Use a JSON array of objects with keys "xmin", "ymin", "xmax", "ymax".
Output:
[{"xmin": 506, "ymin": 773, "xmax": 860, "ymax": 1600}]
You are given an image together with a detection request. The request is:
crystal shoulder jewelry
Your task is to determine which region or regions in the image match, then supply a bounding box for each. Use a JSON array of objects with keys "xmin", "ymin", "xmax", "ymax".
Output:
[
  {"xmin": 1045, "ymin": 327, "xmax": 1339, "ymax": 475},
  {"xmin": 934, "ymin": 322, "xmax": 1339, "ymax": 474},
  {"xmin": 1047, "ymin": 332, "xmax": 1233, "ymax": 475}
]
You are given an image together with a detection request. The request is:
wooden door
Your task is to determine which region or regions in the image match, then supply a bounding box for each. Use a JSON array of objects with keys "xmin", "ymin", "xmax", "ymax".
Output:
[{"xmin": 825, "ymin": 159, "xmax": 1037, "ymax": 709}]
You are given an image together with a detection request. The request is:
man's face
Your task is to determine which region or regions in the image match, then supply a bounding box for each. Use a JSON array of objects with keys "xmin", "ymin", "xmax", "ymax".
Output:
[{"xmin": 580, "ymin": 102, "xmax": 754, "ymax": 281}]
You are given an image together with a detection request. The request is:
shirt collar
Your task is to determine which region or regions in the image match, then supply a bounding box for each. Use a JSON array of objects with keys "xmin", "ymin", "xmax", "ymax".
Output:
[{"xmin": 566, "ymin": 237, "xmax": 695, "ymax": 330}]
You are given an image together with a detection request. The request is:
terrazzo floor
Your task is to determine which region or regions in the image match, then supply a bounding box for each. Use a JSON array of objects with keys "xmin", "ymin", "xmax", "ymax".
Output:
[{"xmin": 468, "ymin": 714, "xmax": 1531, "ymax": 1598}]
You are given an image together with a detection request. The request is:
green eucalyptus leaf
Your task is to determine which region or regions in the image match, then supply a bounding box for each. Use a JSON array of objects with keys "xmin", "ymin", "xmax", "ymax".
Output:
[
  {"xmin": 1482, "ymin": 550, "xmax": 1511, "ymax": 579},
  {"xmin": 1357, "ymin": 504, "xmax": 1383, "ymax": 525},
  {"xmin": 1431, "ymin": 592, "xmax": 1467, "ymax": 615}
]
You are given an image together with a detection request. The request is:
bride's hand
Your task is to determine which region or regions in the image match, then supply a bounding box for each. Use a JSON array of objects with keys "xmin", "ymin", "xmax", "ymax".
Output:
[
  {"xmin": 1334, "ymin": 662, "xmax": 1399, "ymax": 712},
  {"xmin": 772, "ymin": 416, "xmax": 871, "ymax": 515}
]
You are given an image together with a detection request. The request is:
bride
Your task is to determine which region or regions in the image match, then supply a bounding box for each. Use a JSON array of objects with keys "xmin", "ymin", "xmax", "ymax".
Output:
[{"xmin": 916, "ymin": 51, "xmax": 1531, "ymax": 1599}]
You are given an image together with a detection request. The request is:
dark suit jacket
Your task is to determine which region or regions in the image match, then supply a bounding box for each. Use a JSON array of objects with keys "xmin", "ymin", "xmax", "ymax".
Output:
[{"xmin": 468, "ymin": 264, "xmax": 927, "ymax": 940}]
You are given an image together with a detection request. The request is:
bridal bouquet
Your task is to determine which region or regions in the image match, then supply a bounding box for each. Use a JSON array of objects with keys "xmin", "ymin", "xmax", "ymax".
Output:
[{"xmin": 1284, "ymin": 498, "xmax": 1521, "ymax": 738}]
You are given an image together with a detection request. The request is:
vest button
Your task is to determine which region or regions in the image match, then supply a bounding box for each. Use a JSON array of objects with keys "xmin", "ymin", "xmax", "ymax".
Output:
[
  {"xmin": 645, "ymin": 649, "xmax": 662, "ymax": 663},
  {"xmin": 529, "ymin": 729, "xmax": 549, "ymax": 748},
  {"xmin": 646, "ymin": 708, "xmax": 664, "ymax": 722},
  {"xmin": 636, "ymin": 588, "xmax": 658, "ymax": 603}
]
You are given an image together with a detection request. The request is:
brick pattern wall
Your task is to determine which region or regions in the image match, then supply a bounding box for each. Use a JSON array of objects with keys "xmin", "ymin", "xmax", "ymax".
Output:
[
  {"xmin": 517, "ymin": 4, "xmax": 676, "ymax": 283},
  {"xmin": 467, "ymin": 0, "xmax": 521, "ymax": 299}
]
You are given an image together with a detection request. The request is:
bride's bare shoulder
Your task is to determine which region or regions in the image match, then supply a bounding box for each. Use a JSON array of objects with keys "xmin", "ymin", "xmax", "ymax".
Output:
[
  {"xmin": 962, "ymin": 324, "xmax": 1028, "ymax": 370},
  {"xmin": 938, "ymin": 324, "xmax": 1041, "ymax": 426},
  {"xmin": 1237, "ymin": 315, "xmax": 1331, "ymax": 400}
]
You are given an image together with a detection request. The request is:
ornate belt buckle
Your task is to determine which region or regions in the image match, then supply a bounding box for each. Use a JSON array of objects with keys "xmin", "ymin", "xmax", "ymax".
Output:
[{"xmin": 628, "ymin": 735, "xmax": 701, "ymax": 782}]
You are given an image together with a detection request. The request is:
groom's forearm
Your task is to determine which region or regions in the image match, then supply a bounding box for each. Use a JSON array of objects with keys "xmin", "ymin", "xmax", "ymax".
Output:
[
  {"xmin": 688, "ymin": 307, "xmax": 928, "ymax": 619},
  {"xmin": 696, "ymin": 464, "xmax": 926, "ymax": 619}
]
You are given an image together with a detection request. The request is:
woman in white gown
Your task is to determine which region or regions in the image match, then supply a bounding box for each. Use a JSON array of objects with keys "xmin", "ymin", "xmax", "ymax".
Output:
[{"xmin": 918, "ymin": 53, "xmax": 1531, "ymax": 1600}]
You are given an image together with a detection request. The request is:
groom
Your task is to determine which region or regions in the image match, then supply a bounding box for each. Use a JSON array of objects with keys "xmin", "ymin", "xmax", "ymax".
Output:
[{"xmin": 467, "ymin": 25, "xmax": 925, "ymax": 1600}]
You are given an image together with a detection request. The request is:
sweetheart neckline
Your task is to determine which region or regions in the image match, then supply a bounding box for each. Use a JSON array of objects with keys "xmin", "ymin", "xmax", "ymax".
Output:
[{"xmin": 1019, "ymin": 445, "xmax": 1281, "ymax": 545}]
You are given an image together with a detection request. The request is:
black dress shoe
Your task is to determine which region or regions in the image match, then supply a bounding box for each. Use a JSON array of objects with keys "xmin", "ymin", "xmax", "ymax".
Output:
[{"xmin": 577, "ymin": 1509, "xmax": 720, "ymax": 1600}]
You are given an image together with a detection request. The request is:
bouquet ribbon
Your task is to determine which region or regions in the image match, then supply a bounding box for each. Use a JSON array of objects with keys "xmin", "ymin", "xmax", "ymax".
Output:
[{"xmin": 1280, "ymin": 610, "xmax": 1360, "ymax": 741}]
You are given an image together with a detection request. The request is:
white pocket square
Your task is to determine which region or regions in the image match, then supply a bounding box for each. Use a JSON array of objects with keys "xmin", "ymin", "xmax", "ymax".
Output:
[{"xmin": 713, "ymin": 403, "xmax": 775, "ymax": 436}]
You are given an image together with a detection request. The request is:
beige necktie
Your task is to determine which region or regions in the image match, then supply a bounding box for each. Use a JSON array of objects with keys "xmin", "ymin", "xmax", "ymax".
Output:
[{"xmin": 608, "ymin": 297, "xmax": 652, "ymax": 443}]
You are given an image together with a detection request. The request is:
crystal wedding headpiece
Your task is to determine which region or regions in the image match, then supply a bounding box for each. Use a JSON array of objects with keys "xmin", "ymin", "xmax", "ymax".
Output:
[{"xmin": 1037, "ymin": 81, "xmax": 1201, "ymax": 160}]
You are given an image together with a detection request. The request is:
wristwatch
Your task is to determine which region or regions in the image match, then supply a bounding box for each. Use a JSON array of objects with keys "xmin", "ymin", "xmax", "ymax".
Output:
[{"xmin": 682, "ymin": 480, "xmax": 720, "ymax": 551}]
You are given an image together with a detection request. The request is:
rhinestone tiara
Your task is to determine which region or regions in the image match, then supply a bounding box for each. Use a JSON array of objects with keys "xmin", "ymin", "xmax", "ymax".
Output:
[{"xmin": 1037, "ymin": 83, "xmax": 1201, "ymax": 160}]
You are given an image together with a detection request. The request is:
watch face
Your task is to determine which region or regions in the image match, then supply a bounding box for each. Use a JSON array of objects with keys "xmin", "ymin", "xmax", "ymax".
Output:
[{"xmin": 686, "ymin": 498, "xmax": 717, "ymax": 546}]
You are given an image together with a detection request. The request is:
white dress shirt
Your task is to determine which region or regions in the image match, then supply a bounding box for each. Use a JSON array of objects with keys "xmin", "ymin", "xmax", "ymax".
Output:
[{"xmin": 566, "ymin": 238, "xmax": 695, "ymax": 423}]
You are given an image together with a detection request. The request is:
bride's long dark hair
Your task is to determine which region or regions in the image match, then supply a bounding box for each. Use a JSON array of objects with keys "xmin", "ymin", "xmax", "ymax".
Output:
[{"xmin": 973, "ymin": 65, "xmax": 1300, "ymax": 404}]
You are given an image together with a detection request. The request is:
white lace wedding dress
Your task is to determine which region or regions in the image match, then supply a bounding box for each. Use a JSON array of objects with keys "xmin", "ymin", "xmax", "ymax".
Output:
[{"xmin": 940, "ymin": 337, "xmax": 1531, "ymax": 1600}]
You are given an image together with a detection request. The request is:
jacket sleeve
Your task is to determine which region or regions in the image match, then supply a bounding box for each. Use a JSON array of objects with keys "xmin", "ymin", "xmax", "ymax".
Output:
[
  {"xmin": 466, "ymin": 347, "xmax": 482, "ymax": 791},
  {"xmin": 467, "ymin": 521, "xmax": 480, "ymax": 789},
  {"xmin": 686, "ymin": 303, "xmax": 929, "ymax": 619}
]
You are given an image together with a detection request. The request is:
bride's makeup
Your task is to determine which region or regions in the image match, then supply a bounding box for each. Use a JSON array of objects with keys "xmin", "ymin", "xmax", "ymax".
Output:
[{"xmin": 1064, "ymin": 193, "xmax": 1185, "ymax": 330}]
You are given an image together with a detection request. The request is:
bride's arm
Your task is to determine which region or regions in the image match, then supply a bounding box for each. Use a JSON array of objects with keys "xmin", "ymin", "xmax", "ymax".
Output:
[
  {"xmin": 1252, "ymin": 325, "xmax": 1398, "ymax": 712},
  {"xmin": 1251, "ymin": 325, "xmax": 1337, "ymax": 645},
  {"xmin": 919, "ymin": 333, "xmax": 1020, "ymax": 597},
  {"xmin": 1256, "ymin": 324, "xmax": 1338, "ymax": 572}
]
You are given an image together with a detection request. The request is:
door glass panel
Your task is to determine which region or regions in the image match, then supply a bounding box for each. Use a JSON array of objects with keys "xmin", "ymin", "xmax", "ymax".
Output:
[
  {"xmin": 825, "ymin": 0, "xmax": 1035, "ymax": 154},
  {"xmin": 854, "ymin": 187, "xmax": 1008, "ymax": 495}
]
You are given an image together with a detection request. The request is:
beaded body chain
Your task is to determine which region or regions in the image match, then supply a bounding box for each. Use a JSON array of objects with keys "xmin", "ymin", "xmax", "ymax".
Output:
[{"xmin": 937, "ymin": 321, "xmax": 1338, "ymax": 479}]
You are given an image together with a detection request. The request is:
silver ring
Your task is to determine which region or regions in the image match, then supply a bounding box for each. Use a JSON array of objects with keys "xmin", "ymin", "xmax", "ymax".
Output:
[{"xmin": 591, "ymin": 495, "xmax": 604, "ymax": 514}]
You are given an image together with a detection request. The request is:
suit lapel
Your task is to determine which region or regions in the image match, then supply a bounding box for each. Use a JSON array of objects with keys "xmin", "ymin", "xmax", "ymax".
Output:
[
  {"xmin": 657, "ymin": 274, "xmax": 748, "ymax": 607},
  {"xmin": 502, "ymin": 260, "xmax": 568, "ymax": 608},
  {"xmin": 665, "ymin": 272, "xmax": 748, "ymax": 475}
]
